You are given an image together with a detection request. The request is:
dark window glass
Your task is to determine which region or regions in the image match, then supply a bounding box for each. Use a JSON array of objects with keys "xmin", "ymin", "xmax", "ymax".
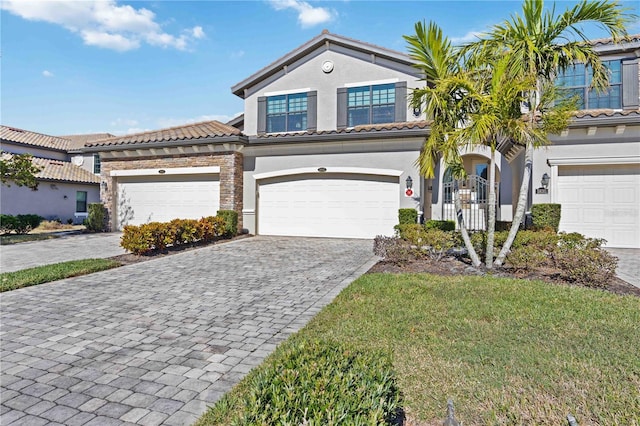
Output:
[
  {"xmin": 76, "ymin": 191, "xmax": 87, "ymax": 213},
  {"xmin": 266, "ymin": 93, "xmax": 307, "ymax": 133},
  {"xmin": 93, "ymin": 154, "xmax": 101, "ymax": 174},
  {"xmin": 347, "ymin": 83, "xmax": 395, "ymax": 126},
  {"xmin": 556, "ymin": 60, "xmax": 622, "ymax": 109}
]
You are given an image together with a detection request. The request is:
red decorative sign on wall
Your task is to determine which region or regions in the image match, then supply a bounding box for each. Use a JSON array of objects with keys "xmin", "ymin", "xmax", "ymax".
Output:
[{"xmin": 405, "ymin": 188, "xmax": 414, "ymax": 197}]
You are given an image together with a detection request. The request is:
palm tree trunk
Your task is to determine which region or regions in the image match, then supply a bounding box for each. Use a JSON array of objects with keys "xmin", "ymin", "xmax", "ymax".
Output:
[
  {"xmin": 485, "ymin": 149, "xmax": 496, "ymax": 268},
  {"xmin": 454, "ymin": 179, "xmax": 481, "ymax": 267},
  {"xmin": 494, "ymin": 139, "xmax": 532, "ymax": 267}
]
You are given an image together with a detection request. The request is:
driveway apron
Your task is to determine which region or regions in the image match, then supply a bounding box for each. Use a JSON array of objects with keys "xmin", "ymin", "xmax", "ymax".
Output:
[
  {"xmin": 0, "ymin": 236, "xmax": 377, "ymax": 426},
  {"xmin": 1, "ymin": 233, "xmax": 126, "ymax": 273}
]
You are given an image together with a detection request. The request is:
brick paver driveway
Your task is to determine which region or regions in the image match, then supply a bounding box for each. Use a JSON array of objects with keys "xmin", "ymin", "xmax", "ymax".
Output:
[{"xmin": 0, "ymin": 236, "xmax": 377, "ymax": 425}]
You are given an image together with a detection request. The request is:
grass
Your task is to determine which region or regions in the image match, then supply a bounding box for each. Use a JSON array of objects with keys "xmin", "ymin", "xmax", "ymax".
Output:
[
  {"xmin": 0, "ymin": 233, "xmax": 60, "ymax": 245},
  {"xmin": 198, "ymin": 273, "xmax": 640, "ymax": 425},
  {"xmin": 0, "ymin": 259, "xmax": 122, "ymax": 292}
]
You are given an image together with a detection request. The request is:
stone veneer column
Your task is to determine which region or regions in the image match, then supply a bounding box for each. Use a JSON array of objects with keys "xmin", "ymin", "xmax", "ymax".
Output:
[{"xmin": 219, "ymin": 151, "xmax": 244, "ymax": 231}]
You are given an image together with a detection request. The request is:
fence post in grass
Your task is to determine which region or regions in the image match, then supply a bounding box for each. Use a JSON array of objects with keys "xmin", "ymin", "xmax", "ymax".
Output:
[
  {"xmin": 442, "ymin": 399, "xmax": 460, "ymax": 426},
  {"xmin": 567, "ymin": 414, "xmax": 578, "ymax": 426}
]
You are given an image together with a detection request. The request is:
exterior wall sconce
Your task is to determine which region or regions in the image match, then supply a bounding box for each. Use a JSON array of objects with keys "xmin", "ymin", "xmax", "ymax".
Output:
[
  {"xmin": 101, "ymin": 181, "xmax": 108, "ymax": 191},
  {"xmin": 541, "ymin": 173, "xmax": 550, "ymax": 189},
  {"xmin": 405, "ymin": 176, "xmax": 413, "ymax": 189}
]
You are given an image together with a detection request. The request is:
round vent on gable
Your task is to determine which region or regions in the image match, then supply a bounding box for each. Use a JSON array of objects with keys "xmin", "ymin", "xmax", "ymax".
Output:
[{"xmin": 322, "ymin": 60, "xmax": 334, "ymax": 73}]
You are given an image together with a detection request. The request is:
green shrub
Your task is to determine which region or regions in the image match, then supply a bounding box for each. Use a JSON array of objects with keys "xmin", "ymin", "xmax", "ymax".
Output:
[
  {"xmin": 531, "ymin": 203, "xmax": 561, "ymax": 232},
  {"xmin": 14, "ymin": 214, "xmax": 43, "ymax": 234},
  {"xmin": 142, "ymin": 222, "xmax": 172, "ymax": 251},
  {"xmin": 233, "ymin": 340, "xmax": 401, "ymax": 425},
  {"xmin": 425, "ymin": 219, "xmax": 455, "ymax": 231},
  {"xmin": 398, "ymin": 208, "xmax": 418, "ymax": 225},
  {"xmin": 217, "ymin": 210, "xmax": 238, "ymax": 237},
  {"xmin": 506, "ymin": 245, "xmax": 549, "ymax": 271},
  {"xmin": 373, "ymin": 235, "xmax": 412, "ymax": 264},
  {"xmin": 85, "ymin": 203, "xmax": 107, "ymax": 232},
  {"xmin": 0, "ymin": 214, "xmax": 17, "ymax": 234}
]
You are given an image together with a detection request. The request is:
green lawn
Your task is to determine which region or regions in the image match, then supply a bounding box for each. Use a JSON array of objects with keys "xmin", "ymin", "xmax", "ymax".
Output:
[
  {"xmin": 199, "ymin": 273, "xmax": 640, "ymax": 425},
  {"xmin": 0, "ymin": 259, "xmax": 122, "ymax": 292}
]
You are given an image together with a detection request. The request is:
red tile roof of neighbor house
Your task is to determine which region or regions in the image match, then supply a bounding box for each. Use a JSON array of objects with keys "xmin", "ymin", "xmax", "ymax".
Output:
[
  {"xmin": 0, "ymin": 153, "xmax": 100, "ymax": 184},
  {"xmin": 58, "ymin": 133, "xmax": 116, "ymax": 150},
  {"xmin": 85, "ymin": 120, "xmax": 242, "ymax": 147},
  {"xmin": 574, "ymin": 109, "xmax": 640, "ymax": 118},
  {"xmin": 1, "ymin": 125, "xmax": 73, "ymax": 151},
  {"xmin": 589, "ymin": 33, "xmax": 640, "ymax": 46}
]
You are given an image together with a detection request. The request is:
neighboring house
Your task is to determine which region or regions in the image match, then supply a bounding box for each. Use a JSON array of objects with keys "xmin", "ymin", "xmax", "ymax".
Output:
[
  {"xmin": 0, "ymin": 126, "xmax": 103, "ymax": 223},
  {"xmin": 84, "ymin": 31, "xmax": 639, "ymax": 247}
]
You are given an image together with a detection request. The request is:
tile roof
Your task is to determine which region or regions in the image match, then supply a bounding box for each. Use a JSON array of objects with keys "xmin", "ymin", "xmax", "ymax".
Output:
[
  {"xmin": 1, "ymin": 125, "xmax": 72, "ymax": 151},
  {"xmin": 573, "ymin": 108, "xmax": 640, "ymax": 118},
  {"xmin": 86, "ymin": 120, "xmax": 242, "ymax": 147},
  {"xmin": 0, "ymin": 153, "xmax": 100, "ymax": 184},
  {"xmin": 58, "ymin": 133, "xmax": 115, "ymax": 150},
  {"xmin": 255, "ymin": 120, "xmax": 431, "ymax": 139},
  {"xmin": 589, "ymin": 33, "xmax": 640, "ymax": 46}
]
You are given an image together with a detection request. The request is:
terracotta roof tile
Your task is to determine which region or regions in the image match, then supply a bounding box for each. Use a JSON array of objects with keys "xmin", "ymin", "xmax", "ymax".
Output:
[
  {"xmin": 87, "ymin": 120, "xmax": 242, "ymax": 147},
  {"xmin": 256, "ymin": 120, "xmax": 431, "ymax": 139},
  {"xmin": 589, "ymin": 33, "xmax": 640, "ymax": 46},
  {"xmin": 1, "ymin": 125, "xmax": 72, "ymax": 151},
  {"xmin": 574, "ymin": 109, "xmax": 640, "ymax": 118},
  {"xmin": 58, "ymin": 133, "xmax": 116, "ymax": 149},
  {"xmin": 0, "ymin": 153, "xmax": 100, "ymax": 184}
]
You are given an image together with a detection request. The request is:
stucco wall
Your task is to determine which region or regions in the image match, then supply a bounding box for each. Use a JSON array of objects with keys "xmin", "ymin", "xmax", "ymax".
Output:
[
  {"xmin": 0, "ymin": 142, "xmax": 67, "ymax": 161},
  {"xmin": 1, "ymin": 181, "xmax": 99, "ymax": 222},
  {"xmin": 242, "ymin": 137, "xmax": 423, "ymax": 234},
  {"xmin": 243, "ymin": 49, "xmax": 422, "ymax": 135}
]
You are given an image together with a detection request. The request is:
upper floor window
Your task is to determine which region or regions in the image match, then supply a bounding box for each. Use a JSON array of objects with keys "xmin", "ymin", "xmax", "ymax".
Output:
[
  {"xmin": 267, "ymin": 93, "xmax": 308, "ymax": 133},
  {"xmin": 93, "ymin": 154, "xmax": 101, "ymax": 174},
  {"xmin": 556, "ymin": 60, "xmax": 622, "ymax": 109},
  {"xmin": 347, "ymin": 83, "xmax": 396, "ymax": 126}
]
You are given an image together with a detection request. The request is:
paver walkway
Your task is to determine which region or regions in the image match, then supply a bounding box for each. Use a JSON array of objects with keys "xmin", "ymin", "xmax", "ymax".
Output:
[
  {"xmin": 1, "ymin": 233, "xmax": 126, "ymax": 273},
  {"xmin": 606, "ymin": 248, "xmax": 640, "ymax": 289},
  {"xmin": 0, "ymin": 236, "xmax": 377, "ymax": 425}
]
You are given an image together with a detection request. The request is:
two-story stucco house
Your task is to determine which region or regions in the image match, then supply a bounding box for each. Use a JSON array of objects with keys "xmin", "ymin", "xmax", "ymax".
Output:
[
  {"xmin": 85, "ymin": 31, "xmax": 639, "ymax": 248},
  {"xmin": 0, "ymin": 126, "xmax": 111, "ymax": 222}
]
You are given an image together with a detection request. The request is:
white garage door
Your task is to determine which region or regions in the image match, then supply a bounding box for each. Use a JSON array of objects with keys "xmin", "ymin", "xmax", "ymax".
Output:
[
  {"xmin": 557, "ymin": 164, "xmax": 640, "ymax": 248},
  {"xmin": 117, "ymin": 174, "xmax": 220, "ymax": 228},
  {"xmin": 258, "ymin": 173, "xmax": 399, "ymax": 239}
]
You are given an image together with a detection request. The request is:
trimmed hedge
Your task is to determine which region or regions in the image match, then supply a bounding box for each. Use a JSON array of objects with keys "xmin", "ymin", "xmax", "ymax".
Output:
[
  {"xmin": 0, "ymin": 214, "xmax": 43, "ymax": 234},
  {"xmin": 531, "ymin": 203, "xmax": 561, "ymax": 232},
  {"xmin": 425, "ymin": 219, "xmax": 455, "ymax": 231},
  {"xmin": 228, "ymin": 340, "xmax": 401, "ymax": 424},
  {"xmin": 398, "ymin": 208, "xmax": 418, "ymax": 225},
  {"xmin": 217, "ymin": 210, "xmax": 238, "ymax": 237},
  {"xmin": 120, "ymin": 216, "xmax": 227, "ymax": 255}
]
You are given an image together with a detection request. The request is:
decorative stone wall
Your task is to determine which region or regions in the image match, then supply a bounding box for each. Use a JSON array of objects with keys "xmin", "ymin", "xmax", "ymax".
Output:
[{"xmin": 100, "ymin": 151, "xmax": 243, "ymax": 231}]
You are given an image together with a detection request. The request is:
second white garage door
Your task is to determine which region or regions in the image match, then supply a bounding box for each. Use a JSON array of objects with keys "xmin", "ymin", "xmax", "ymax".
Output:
[
  {"xmin": 258, "ymin": 173, "xmax": 399, "ymax": 239},
  {"xmin": 117, "ymin": 174, "xmax": 220, "ymax": 228},
  {"xmin": 557, "ymin": 164, "xmax": 640, "ymax": 248}
]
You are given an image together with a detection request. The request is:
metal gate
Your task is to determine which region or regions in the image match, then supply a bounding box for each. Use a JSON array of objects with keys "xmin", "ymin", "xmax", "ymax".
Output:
[{"xmin": 442, "ymin": 175, "xmax": 498, "ymax": 231}]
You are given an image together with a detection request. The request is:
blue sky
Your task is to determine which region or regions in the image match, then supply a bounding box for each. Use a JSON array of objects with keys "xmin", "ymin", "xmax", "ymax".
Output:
[{"xmin": 2, "ymin": 0, "xmax": 639, "ymax": 137}]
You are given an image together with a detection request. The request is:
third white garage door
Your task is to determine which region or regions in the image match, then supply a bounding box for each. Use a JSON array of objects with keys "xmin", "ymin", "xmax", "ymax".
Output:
[
  {"xmin": 117, "ymin": 174, "xmax": 220, "ymax": 228},
  {"xmin": 556, "ymin": 164, "xmax": 640, "ymax": 248},
  {"xmin": 257, "ymin": 173, "xmax": 399, "ymax": 239}
]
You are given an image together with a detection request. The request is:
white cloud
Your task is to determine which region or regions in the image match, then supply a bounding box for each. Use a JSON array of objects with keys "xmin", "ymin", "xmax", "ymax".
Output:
[
  {"xmin": 42, "ymin": 70, "xmax": 54, "ymax": 77},
  {"xmin": 451, "ymin": 31, "xmax": 483, "ymax": 45},
  {"xmin": 1, "ymin": 0, "xmax": 204, "ymax": 52},
  {"xmin": 269, "ymin": 0, "xmax": 335, "ymax": 28}
]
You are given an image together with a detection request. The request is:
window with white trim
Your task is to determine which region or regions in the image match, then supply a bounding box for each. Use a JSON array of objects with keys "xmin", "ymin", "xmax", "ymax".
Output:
[
  {"xmin": 76, "ymin": 191, "xmax": 87, "ymax": 213},
  {"xmin": 266, "ymin": 93, "xmax": 308, "ymax": 133},
  {"xmin": 347, "ymin": 83, "xmax": 396, "ymax": 126}
]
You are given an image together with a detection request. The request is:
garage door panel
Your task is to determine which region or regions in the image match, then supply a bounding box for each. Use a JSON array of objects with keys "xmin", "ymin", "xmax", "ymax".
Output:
[
  {"xmin": 117, "ymin": 174, "xmax": 220, "ymax": 228},
  {"xmin": 557, "ymin": 164, "xmax": 639, "ymax": 248},
  {"xmin": 258, "ymin": 173, "xmax": 399, "ymax": 239}
]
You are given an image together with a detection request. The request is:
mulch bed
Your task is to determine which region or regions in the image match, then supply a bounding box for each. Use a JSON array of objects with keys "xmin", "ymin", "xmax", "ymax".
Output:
[{"xmin": 368, "ymin": 256, "xmax": 640, "ymax": 298}]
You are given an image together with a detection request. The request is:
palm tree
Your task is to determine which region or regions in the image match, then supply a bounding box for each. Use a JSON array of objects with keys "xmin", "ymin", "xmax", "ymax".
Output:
[
  {"xmin": 404, "ymin": 21, "xmax": 482, "ymax": 267},
  {"xmin": 463, "ymin": 0, "xmax": 633, "ymax": 267}
]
